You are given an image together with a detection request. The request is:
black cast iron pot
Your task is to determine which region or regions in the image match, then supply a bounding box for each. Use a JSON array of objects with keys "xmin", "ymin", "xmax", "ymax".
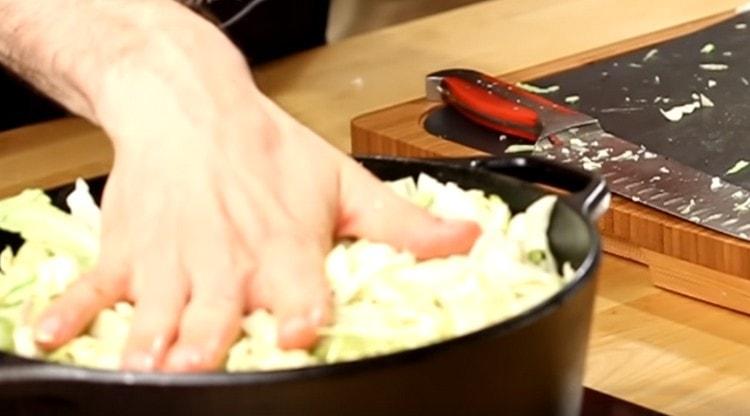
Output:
[{"xmin": 0, "ymin": 155, "xmax": 609, "ymax": 416}]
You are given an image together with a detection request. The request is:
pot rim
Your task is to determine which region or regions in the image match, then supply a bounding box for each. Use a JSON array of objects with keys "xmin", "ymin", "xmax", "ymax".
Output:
[{"xmin": 0, "ymin": 155, "xmax": 603, "ymax": 387}]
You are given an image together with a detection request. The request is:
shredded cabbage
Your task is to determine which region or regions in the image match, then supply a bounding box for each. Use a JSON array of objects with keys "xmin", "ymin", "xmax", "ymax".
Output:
[{"xmin": 0, "ymin": 174, "xmax": 575, "ymax": 371}]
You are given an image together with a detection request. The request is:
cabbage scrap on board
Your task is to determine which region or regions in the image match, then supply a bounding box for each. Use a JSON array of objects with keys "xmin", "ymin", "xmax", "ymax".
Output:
[{"xmin": 0, "ymin": 175, "xmax": 574, "ymax": 371}]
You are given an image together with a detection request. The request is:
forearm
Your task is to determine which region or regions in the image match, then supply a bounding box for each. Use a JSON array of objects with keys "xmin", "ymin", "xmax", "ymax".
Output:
[{"xmin": 0, "ymin": 0, "xmax": 251, "ymax": 128}]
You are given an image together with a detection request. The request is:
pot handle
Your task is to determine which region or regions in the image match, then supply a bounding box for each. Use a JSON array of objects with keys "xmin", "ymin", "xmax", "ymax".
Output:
[{"xmin": 464, "ymin": 156, "xmax": 610, "ymax": 221}]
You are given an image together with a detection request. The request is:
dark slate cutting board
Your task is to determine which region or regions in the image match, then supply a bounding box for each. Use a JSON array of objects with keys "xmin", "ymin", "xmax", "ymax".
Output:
[{"xmin": 425, "ymin": 12, "xmax": 750, "ymax": 189}]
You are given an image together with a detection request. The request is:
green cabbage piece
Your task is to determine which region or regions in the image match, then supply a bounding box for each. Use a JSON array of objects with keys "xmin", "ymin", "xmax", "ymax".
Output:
[{"xmin": 0, "ymin": 316, "xmax": 13, "ymax": 352}]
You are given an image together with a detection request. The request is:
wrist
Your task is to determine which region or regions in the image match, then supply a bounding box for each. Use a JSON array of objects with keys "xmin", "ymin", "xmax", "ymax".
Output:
[
  {"xmin": 77, "ymin": 2, "xmax": 265, "ymax": 153},
  {"xmin": 76, "ymin": 1, "xmax": 251, "ymax": 115}
]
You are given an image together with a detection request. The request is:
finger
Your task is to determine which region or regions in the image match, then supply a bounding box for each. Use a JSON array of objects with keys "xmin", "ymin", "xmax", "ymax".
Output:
[
  {"xmin": 214, "ymin": 167, "xmax": 333, "ymax": 350},
  {"xmin": 337, "ymin": 160, "xmax": 481, "ymax": 259},
  {"xmin": 35, "ymin": 267, "xmax": 124, "ymax": 350},
  {"xmin": 162, "ymin": 290, "xmax": 244, "ymax": 372},
  {"xmin": 121, "ymin": 269, "xmax": 187, "ymax": 371},
  {"xmin": 250, "ymin": 237, "xmax": 332, "ymax": 350}
]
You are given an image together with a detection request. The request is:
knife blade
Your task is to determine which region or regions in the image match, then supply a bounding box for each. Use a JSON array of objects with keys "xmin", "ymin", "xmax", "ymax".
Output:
[{"xmin": 426, "ymin": 69, "xmax": 750, "ymax": 241}]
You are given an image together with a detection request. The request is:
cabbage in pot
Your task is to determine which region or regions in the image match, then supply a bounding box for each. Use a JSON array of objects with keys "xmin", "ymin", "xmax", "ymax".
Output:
[{"xmin": 0, "ymin": 175, "xmax": 573, "ymax": 371}]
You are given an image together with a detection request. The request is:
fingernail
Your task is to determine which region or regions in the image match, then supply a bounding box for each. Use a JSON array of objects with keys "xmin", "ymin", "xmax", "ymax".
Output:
[
  {"xmin": 281, "ymin": 315, "xmax": 308, "ymax": 339},
  {"xmin": 147, "ymin": 335, "xmax": 170, "ymax": 361},
  {"xmin": 309, "ymin": 304, "xmax": 330, "ymax": 327},
  {"xmin": 165, "ymin": 348, "xmax": 204, "ymax": 372},
  {"xmin": 279, "ymin": 313, "xmax": 320, "ymax": 349},
  {"xmin": 123, "ymin": 351, "xmax": 156, "ymax": 372},
  {"xmin": 35, "ymin": 318, "xmax": 60, "ymax": 345}
]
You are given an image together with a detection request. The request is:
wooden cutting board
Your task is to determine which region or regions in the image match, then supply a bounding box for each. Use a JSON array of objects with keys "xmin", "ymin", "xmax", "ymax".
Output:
[{"xmin": 351, "ymin": 11, "xmax": 750, "ymax": 315}]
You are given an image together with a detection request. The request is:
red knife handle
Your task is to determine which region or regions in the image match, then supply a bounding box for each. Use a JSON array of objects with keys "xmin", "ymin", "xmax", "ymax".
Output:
[
  {"xmin": 439, "ymin": 76, "xmax": 540, "ymax": 141},
  {"xmin": 426, "ymin": 69, "xmax": 596, "ymax": 141}
]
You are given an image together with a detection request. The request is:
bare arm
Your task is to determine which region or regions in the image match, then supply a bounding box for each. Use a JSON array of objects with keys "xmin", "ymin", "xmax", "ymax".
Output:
[
  {"xmin": 0, "ymin": 0, "xmax": 243, "ymax": 126},
  {"xmin": 0, "ymin": 0, "xmax": 101, "ymax": 118}
]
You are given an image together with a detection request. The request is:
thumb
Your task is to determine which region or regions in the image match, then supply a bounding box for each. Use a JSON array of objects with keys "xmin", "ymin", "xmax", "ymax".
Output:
[{"xmin": 336, "ymin": 160, "xmax": 481, "ymax": 259}]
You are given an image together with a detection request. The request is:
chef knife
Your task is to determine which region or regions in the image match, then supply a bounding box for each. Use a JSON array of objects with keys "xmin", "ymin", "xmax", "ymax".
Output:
[{"xmin": 426, "ymin": 69, "xmax": 750, "ymax": 241}]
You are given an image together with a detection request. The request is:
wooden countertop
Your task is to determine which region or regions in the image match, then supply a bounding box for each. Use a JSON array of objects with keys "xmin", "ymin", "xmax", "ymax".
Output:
[{"xmin": 1, "ymin": 0, "xmax": 749, "ymax": 414}]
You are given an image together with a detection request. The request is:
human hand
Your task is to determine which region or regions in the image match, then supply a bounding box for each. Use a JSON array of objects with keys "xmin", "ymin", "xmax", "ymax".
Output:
[{"xmin": 31, "ymin": 16, "xmax": 480, "ymax": 372}]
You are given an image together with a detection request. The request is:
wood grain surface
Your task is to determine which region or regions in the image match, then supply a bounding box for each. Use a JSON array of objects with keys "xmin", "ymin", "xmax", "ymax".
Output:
[
  {"xmin": 352, "ymin": 98, "xmax": 750, "ymax": 317},
  {"xmin": 254, "ymin": 0, "xmax": 750, "ymax": 151},
  {"xmin": 350, "ymin": 11, "xmax": 750, "ymax": 318},
  {"xmin": 1, "ymin": 1, "xmax": 750, "ymax": 414}
]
